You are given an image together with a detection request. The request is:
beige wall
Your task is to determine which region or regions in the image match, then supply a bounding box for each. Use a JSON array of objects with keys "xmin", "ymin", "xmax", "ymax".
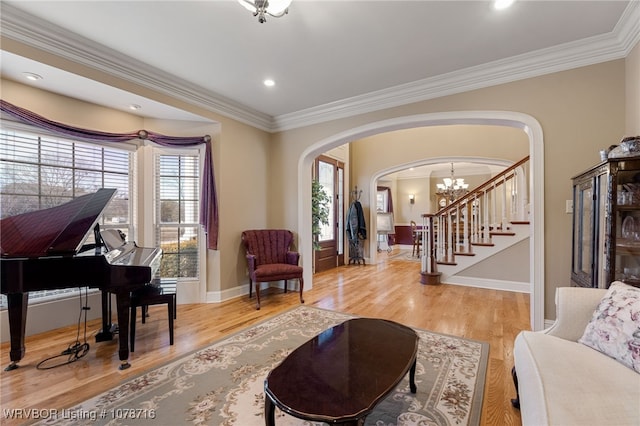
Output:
[
  {"xmin": 395, "ymin": 178, "xmax": 430, "ymax": 223},
  {"xmin": 273, "ymin": 59, "xmax": 627, "ymax": 322}
]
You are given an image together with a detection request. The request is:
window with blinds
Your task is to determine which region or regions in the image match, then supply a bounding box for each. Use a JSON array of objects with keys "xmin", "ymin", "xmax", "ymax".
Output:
[
  {"xmin": 155, "ymin": 153, "xmax": 200, "ymax": 279},
  {"xmin": 0, "ymin": 127, "xmax": 133, "ymax": 308}
]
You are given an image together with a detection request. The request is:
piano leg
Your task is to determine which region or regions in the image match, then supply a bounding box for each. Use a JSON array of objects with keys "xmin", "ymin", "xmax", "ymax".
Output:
[
  {"xmin": 5, "ymin": 293, "xmax": 28, "ymax": 371},
  {"xmin": 114, "ymin": 290, "xmax": 132, "ymax": 370}
]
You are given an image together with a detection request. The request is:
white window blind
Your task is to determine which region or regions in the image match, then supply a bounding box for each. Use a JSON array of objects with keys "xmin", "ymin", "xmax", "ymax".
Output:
[
  {"xmin": 155, "ymin": 152, "xmax": 200, "ymax": 280},
  {"xmin": 0, "ymin": 127, "xmax": 133, "ymax": 309}
]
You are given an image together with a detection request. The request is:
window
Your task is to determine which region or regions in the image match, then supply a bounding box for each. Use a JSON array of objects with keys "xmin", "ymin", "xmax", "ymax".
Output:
[
  {"xmin": 155, "ymin": 151, "xmax": 200, "ymax": 280},
  {"xmin": 377, "ymin": 190, "xmax": 389, "ymax": 212},
  {"xmin": 0, "ymin": 126, "xmax": 133, "ymax": 308}
]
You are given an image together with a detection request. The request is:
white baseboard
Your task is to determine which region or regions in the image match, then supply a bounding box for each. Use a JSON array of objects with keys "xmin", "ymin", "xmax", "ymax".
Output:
[
  {"xmin": 206, "ymin": 283, "xmax": 250, "ymax": 303},
  {"xmin": 443, "ymin": 276, "xmax": 531, "ymax": 293},
  {"xmin": 206, "ymin": 281, "xmax": 305, "ymax": 304},
  {"xmin": 1, "ymin": 292, "xmax": 104, "ymax": 343}
]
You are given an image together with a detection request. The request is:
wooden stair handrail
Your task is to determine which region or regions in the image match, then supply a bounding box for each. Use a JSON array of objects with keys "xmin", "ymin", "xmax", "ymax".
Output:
[{"xmin": 435, "ymin": 155, "xmax": 530, "ymax": 215}]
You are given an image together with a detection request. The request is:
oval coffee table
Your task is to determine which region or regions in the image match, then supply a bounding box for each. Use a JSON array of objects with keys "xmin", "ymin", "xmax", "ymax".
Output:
[{"xmin": 264, "ymin": 318, "xmax": 418, "ymax": 425}]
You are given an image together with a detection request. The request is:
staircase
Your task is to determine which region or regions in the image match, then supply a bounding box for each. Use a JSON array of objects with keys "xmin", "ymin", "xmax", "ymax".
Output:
[{"xmin": 420, "ymin": 156, "xmax": 530, "ymax": 285}]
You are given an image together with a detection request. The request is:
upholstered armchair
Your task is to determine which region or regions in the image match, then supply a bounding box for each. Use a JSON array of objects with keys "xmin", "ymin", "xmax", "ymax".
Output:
[{"xmin": 241, "ymin": 229, "xmax": 304, "ymax": 310}]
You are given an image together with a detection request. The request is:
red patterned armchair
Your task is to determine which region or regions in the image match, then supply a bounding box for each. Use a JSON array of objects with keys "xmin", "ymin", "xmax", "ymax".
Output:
[{"xmin": 241, "ymin": 229, "xmax": 304, "ymax": 310}]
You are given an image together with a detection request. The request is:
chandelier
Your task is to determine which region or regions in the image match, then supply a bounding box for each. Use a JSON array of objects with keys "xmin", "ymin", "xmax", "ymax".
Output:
[
  {"xmin": 238, "ymin": 0, "xmax": 292, "ymax": 23},
  {"xmin": 436, "ymin": 163, "xmax": 469, "ymax": 202}
]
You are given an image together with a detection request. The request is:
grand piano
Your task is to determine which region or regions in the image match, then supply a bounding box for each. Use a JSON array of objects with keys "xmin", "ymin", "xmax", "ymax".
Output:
[{"xmin": 0, "ymin": 188, "xmax": 162, "ymax": 371}]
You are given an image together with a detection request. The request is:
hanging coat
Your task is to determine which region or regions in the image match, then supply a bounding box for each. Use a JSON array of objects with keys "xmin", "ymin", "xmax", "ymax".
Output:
[{"xmin": 346, "ymin": 200, "xmax": 367, "ymax": 241}]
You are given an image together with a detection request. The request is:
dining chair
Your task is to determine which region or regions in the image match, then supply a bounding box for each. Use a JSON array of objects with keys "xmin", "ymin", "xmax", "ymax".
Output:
[{"xmin": 411, "ymin": 220, "xmax": 422, "ymax": 257}]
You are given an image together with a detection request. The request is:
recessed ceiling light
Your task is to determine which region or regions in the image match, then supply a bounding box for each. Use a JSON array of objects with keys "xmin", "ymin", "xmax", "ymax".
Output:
[
  {"xmin": 22, "ymin": 72, "xmax": 43, "ymax": 81},
  {"xmin": 263, "ymin": 79, "xmax": 275, "ymax": 87},
  {"xmin": 129, "ymin": 104, "xmax": 142, "ymax": 110},
  {"xmin": 494, "ymin": 0, "xmax": 515, "ymax": 10}
]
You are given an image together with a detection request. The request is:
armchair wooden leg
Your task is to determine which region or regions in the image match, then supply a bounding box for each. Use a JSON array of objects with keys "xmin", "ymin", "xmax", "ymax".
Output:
[
  {"xmin": 299, "ymin": 277, "xmax": 304, "ymax": 304},
  {"xmin": 255, "ymin": 281, "xmax": 261, "ymax": 310}
]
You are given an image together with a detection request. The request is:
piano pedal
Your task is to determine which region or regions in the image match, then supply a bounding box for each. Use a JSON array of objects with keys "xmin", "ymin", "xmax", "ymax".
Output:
[{"xmin": 95, "ymin": 324, "xmax": 119, "ymax": 342}]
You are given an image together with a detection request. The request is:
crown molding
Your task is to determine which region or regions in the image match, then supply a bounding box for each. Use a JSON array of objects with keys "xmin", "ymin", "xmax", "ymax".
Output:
[
  {"xmin": 273, "ymin": 0, "xmax": 640, "ymax": 132},
  {"xmin": 0, "ymin": 3, "xmax": 273, "ymax": 131},
  {"xmin": 2, "ymin": 1, "xmax": 638, "ymax": 134}
]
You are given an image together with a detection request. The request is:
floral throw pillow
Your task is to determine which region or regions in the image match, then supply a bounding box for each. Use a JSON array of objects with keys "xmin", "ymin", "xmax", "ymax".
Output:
[{"xmin": 578, "ymin": 281, "xmax": 640, "ymax": 373}]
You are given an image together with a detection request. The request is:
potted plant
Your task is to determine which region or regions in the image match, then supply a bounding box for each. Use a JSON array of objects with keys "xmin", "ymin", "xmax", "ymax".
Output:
[{"xmin": 312, "ymin": 179, "xmax": 331, "ymax": 250}]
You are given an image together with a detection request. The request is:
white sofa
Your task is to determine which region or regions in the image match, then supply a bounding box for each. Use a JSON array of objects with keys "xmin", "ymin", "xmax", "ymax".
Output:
[{"xmin": 513, "ymin": 285, "xmax": 640, "ymax": 426}]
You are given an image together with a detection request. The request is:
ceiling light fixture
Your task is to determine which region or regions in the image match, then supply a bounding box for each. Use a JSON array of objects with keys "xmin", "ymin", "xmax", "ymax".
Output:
[
  {"xmin": 494, "ymin": 0, "xmax": 515, "ymax": 10},
  {"xmin": 128, "ymin": 104, "xmax": 142, "ymax": 110},
  {"xmin": 436, "ymin": 163, "xmax": 469, "ymax": 202},
  {"xmin": 22, "ymin": 72, "xmax": 43, "ymax": 81},
  {"xmin": 238, "ymin": 0, "xmax": 292, "ymax": 23},
  {"xmin": 263, "ymin": 79, "xmax": 275, "ymax": 87}
]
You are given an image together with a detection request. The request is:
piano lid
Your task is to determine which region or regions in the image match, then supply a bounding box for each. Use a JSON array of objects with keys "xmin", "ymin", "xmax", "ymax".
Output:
[{"xmin": 0, "ymin": 188, "xmax": 117, "ymax": 258}]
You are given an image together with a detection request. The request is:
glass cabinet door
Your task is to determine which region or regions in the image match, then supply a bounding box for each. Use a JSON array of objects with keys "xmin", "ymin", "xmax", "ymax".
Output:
[
  {"xmin": 613, "ymin": 165, "xmax": 640, "ymax": 286},
  {"xmin": 572, "ymin": 179, "xmax": 594, "ymax": 287},
  {"xmin": 595, "ymin": 173, "xmax": 607, "ymax": 288}
]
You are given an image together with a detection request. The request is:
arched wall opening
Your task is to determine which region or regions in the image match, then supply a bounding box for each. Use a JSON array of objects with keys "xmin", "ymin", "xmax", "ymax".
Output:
[{"xmin": 297, "ymin": 111, "xmax": 544, "ymax": 330}]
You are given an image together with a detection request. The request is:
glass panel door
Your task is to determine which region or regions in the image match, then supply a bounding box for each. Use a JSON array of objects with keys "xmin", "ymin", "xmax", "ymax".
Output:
[
  {"xmin": 318, "ymin": 160, "xmax": 335, "ymax": 242},
  {"xmin": 314, "ymin": 156, "xmax": 344, "ymax": 272}
]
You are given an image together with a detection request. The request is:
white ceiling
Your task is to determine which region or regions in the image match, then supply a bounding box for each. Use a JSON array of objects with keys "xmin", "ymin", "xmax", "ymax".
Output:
[{"xmin": 1, "ymin": 0, "xmax": 639, "ymax": 132}]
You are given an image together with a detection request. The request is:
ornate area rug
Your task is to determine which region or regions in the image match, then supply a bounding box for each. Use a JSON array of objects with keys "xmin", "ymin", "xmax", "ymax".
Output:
[{"xmin": 37, "ymin": 306, "xmax": 488, "ymax": 426}]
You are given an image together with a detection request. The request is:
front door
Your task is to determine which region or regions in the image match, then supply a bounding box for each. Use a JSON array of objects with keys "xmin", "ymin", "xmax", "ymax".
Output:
[{"xmin": 314, "ymin": 156, "xmax": 344, "ymax": 272}]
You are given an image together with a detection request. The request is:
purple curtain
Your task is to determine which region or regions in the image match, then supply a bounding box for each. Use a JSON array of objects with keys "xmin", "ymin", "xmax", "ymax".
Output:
[{"xmin": 0, "ymin": 99, "xmax": 219, "ymax": 250}]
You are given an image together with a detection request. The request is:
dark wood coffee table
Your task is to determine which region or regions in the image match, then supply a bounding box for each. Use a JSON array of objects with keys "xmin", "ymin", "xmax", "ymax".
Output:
[{"xmin": 264, "ymin": 318, "xmax": 418, "ymax": 425}]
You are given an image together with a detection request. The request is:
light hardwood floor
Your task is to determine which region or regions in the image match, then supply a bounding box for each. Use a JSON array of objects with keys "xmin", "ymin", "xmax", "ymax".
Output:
[{"xmin": 0, "ymin": 251, "xmax": 530, "ymax": 425}]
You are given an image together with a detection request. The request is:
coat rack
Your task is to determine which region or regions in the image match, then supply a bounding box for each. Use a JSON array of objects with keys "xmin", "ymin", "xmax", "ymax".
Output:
[
  {"xmin": 346, "ymin": 186, "xmax": 366, "ymax": 265},
  {"xmin": 350, "ymin": 186, "xmax": 362, "ymax": 201}
]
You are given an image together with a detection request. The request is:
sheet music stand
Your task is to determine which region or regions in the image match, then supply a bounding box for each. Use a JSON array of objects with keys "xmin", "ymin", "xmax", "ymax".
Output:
[{"xmin": 376, "ymin": 212, "xmax": 394, "ymax": 253}]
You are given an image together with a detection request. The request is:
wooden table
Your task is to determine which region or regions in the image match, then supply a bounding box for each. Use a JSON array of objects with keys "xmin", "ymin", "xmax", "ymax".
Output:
[{"xmin": 264, "ymin": 318, "xmax": 418, "ymax": 425}]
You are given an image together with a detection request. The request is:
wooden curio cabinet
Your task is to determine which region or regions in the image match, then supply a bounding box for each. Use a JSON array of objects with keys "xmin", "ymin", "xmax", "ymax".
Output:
[{"xmin": 571, "ymin": 156, "xmax": 640, "ymax": 288}]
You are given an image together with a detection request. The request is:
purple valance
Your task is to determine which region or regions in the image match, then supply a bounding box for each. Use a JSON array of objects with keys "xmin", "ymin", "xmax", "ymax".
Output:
[{"xmin": 0, "ymin": 99, "xmax": 219, "ymax": 250}]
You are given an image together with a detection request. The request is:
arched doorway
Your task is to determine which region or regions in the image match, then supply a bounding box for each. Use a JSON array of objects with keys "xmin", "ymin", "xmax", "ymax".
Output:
[{"xmin": 298, "ymin": 111, "xmax": 544, "ymax": 331}]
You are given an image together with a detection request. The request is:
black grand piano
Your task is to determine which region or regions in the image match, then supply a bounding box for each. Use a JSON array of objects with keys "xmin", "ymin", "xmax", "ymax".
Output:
[{"xmin": 0, "ymin": 188, "xmax": 162, "ymax": 371}]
